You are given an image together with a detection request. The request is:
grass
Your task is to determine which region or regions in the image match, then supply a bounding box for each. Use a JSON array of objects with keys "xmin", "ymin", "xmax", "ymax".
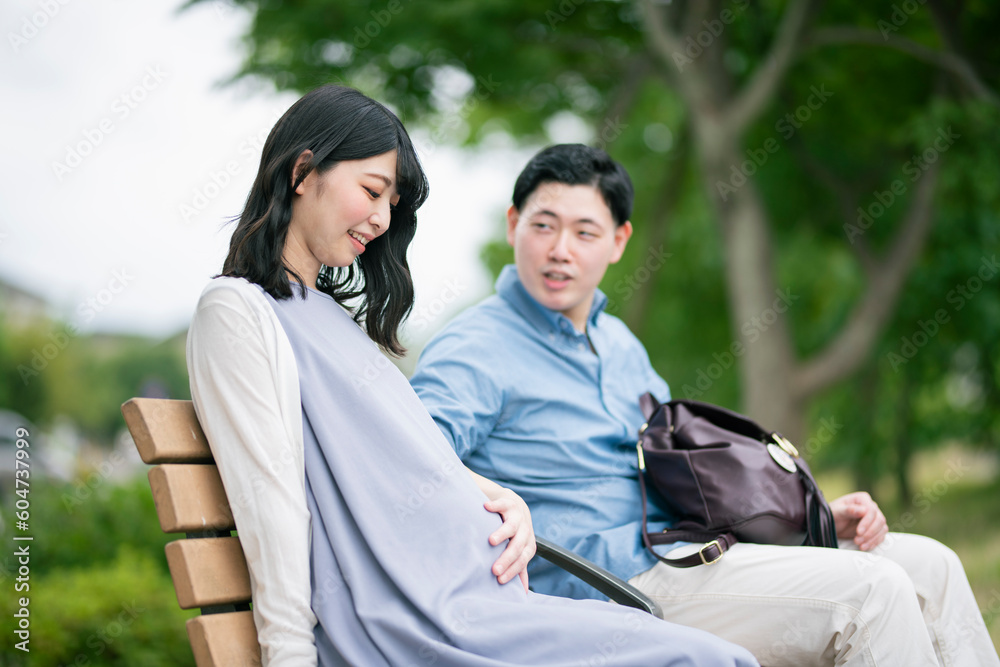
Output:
[{"xmin": 817, "ymin": 445, "xmax": 1000, "ymax": 652}]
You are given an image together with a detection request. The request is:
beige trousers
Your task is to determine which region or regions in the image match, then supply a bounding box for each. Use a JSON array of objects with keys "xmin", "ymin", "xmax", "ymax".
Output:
[{"xmin": 628, "ymin": 533, "xmax": 998, "ymax": 667}]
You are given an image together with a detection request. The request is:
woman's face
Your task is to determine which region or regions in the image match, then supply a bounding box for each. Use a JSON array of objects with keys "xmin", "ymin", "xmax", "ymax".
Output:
[{"xmin": 284, "ymin": 150, "xmax": 399, "ymax": 288}]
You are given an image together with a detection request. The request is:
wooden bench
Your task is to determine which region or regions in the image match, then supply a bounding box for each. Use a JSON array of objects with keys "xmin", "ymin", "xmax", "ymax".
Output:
[
  {"xmin": 122, "ymin": 397, "xmax": 659, "ymax": 666},
  {"xmin": 122, "ymin": 397, "xmax": 261, "ymax": 667}
]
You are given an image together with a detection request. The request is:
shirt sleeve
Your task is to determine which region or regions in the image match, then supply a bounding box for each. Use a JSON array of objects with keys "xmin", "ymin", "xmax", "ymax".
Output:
[
  {"xmin": 186, "ymin": 283, "xmax": 317, "ymax": 667},
  {"xmin": 410, "ymin": 329, "xmax": 504, "ymax": 462}
]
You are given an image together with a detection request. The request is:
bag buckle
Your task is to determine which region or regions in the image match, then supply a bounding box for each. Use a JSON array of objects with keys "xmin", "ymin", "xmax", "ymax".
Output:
[
  {"xmin": 699, "ymin": 540, "xmax": 724, "ymax": 565},
  {"xmin": 636, "ymin": 442, "xmax": 646, "ymax": 471},
  {"xmin": 772, "ymin": 433, "xmax": 800, "ymax": 458}
]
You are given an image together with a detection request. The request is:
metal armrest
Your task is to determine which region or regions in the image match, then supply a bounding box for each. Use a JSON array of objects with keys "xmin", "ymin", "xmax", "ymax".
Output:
[{"xmin": 534, "ymin": 536, "xmax": 662, "ymax": 618}]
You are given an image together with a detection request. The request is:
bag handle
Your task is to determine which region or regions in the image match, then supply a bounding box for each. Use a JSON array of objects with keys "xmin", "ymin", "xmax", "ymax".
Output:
[
  {"xmin": 639, "ymin": 392, "xmax": 660, "ymax": 421},
  {"xmin": 637, "ymin": 440, "xmax": 737, "ymax": 568}
]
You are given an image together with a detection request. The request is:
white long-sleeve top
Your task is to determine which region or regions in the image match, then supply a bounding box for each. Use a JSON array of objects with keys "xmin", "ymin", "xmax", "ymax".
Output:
[{"xmin": 186, "ymin": 277, "xmax": 317, "ymax": 666}]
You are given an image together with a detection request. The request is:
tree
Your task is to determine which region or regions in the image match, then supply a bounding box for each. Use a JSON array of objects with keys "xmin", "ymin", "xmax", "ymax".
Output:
[{"xmin": 196, "ymin": 0, "xmax": 1000, "ymax": 489}]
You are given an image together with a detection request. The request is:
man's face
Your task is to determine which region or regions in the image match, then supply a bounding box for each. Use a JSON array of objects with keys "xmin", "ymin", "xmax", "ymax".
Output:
[{"xmin": 507, "ymin": 182, "xmax": 632, "ymax": 332}]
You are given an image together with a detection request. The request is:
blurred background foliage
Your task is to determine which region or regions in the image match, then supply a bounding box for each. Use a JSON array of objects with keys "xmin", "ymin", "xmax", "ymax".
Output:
[
  {"xmin": 2, "ymin": 0, "xmax": 999, "ymax": 661},
  {"xmin": 0, "ymin": 479, "xmax": 194, "ymax": 666},
  {"xmin": 200, "ymin": 0, "xmax": 1000, "ymax": 493}
]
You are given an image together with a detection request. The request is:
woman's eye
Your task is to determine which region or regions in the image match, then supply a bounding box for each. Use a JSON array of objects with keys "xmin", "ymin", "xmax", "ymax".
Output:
[{"xmin": 365, "ymin": 187, "xmax": 381, "ymax": 199}]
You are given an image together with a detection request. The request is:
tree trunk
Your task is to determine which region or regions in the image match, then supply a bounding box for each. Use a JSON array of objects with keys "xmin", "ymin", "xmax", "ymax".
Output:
[
  {"xmin": 693, "ymin": 126, "xmax": 805, "ymax": 441},
  {"xmin": 638, "ymin": 0, "xmax": 961, "ymax": 446}
]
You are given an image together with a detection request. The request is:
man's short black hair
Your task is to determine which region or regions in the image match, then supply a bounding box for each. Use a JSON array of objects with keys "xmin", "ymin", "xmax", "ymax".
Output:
[{"xmin": 511, "ymin": 144, "xmax": 634, "ymax": 226}]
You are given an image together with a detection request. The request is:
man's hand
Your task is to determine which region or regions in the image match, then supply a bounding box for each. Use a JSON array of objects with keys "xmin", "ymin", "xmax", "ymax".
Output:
[
  {"xmin": 829, "ymin": 491, "xmax": 888, "ymax": 551},
  {"xmin": 469, "ymin": 470, "xmax": 536, "ymax": 592}
]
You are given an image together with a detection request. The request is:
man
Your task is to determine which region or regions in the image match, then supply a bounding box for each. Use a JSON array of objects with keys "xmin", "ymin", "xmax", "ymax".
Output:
[{"xmin": 410, "ymin": 144, "xmax": 998, "ymax": 666}]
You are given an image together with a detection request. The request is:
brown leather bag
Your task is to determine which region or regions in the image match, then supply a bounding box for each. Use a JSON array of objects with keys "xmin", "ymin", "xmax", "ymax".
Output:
[{"xmin": 637, "ymin": 394, "xmax": 839, "ymax": 568}]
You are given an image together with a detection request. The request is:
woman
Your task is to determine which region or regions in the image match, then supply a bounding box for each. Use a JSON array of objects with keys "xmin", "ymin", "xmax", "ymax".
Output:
[{"xmin": 187, "ymin": 84, "xmax": 757, "ymax": 666}]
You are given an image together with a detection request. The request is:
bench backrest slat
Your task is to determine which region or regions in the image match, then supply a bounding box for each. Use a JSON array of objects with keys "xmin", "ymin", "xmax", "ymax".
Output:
[
  {"xmin": 165, "ymin": 537, "xmax": 252, "ymax": 609},
  {"xmin": 187, "ymin": 612, "xmax": 261, "ymax": 667},
  {"xmin": 148, "ymin": 464, "xmax": 236, "ymax": 533},
  {"xmin": 123, "ymin": 398, "xmax": 213, "ymax": 463},
  {"xmin": 122, "ymin": 397, "xmax": 261, "ymax": 667}
]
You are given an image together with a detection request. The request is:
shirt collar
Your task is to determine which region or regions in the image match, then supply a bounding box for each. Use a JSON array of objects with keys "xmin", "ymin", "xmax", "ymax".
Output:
[{"xmin": 495, "ymin": 264, "xmax": 608, "ymax": 336}]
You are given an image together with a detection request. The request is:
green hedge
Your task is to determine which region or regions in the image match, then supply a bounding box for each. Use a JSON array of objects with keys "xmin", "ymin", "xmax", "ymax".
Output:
[
  {"xmin": 0, "ymin": 548, "xmax": 195, "ymax": 666},
  {"xmin": 1, "ymin": 475, "xmax": 195, "ymax": 665}
]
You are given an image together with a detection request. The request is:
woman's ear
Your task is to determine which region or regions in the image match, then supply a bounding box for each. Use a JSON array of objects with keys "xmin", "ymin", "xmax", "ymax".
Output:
[{"xmin": 291, "ymin": 150, "xmax": 314, "ymax": 194}]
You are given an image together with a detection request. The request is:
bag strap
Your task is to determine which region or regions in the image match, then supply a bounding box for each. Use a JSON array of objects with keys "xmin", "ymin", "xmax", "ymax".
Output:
[
  {"xmin": 798, "ymin": 466, "xmax": 839, "ymax": 548},
  {"xmin": 639, "ymin": 392, "xmax": 660, "ymax": 420},
  {"xmin": 637, "ymin": 457, "xmax": 737, "ymax": 568}
]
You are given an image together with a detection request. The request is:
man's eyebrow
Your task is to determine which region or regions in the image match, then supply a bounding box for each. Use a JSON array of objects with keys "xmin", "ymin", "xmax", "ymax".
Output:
[{"xmin": 530, "ymin": 209, "xmax": 599, "ymax": 225}]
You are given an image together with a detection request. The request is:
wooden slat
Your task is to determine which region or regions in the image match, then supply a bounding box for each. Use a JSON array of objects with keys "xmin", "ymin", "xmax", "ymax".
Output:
[
  {"xmin": 166, "ymin": 537, "xmax": 252, "ymax": 609},
  {"xmin": 126, "ymin": 397, "xmax": 264, "ymax": 663},
  {"xmin": 186, "ymin": 612, "xmax": 262, "ymax": 667},
  {"xmin": 148, "ymin": 464, "xmax": 236, "ymax": 533},
  {"xmin": 122, "ymin": 398, "xmax": 213, "ymax": 464}
]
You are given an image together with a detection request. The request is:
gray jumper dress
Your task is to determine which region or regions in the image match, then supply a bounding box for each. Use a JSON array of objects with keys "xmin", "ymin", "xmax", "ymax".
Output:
[{"xmin": 266, "ymin": 286, "xmax": 757, "ymax": 667}]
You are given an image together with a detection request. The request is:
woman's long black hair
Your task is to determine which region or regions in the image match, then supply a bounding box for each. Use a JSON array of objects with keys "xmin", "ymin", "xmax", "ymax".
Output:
[{"xmin": 222, "ymin": 84, "xmax": 429, "ymax": 356}]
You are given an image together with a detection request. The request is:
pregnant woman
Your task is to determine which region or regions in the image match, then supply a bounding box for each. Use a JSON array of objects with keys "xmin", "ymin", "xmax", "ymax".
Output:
[{"xmin": 187, "ymin": 83, "xmax": 757, "ymax": 667}]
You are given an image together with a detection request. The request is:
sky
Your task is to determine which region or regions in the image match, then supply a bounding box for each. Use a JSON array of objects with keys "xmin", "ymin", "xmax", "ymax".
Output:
[{"xmin": 0, "ymin": 0, "xmax": 545, "ymax": 348}]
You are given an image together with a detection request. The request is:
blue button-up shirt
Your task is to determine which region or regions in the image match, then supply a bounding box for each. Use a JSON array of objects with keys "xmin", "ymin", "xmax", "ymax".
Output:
[{"xmin": 411, "ymin": 265, "xmax": 680, "ymax": 600}]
